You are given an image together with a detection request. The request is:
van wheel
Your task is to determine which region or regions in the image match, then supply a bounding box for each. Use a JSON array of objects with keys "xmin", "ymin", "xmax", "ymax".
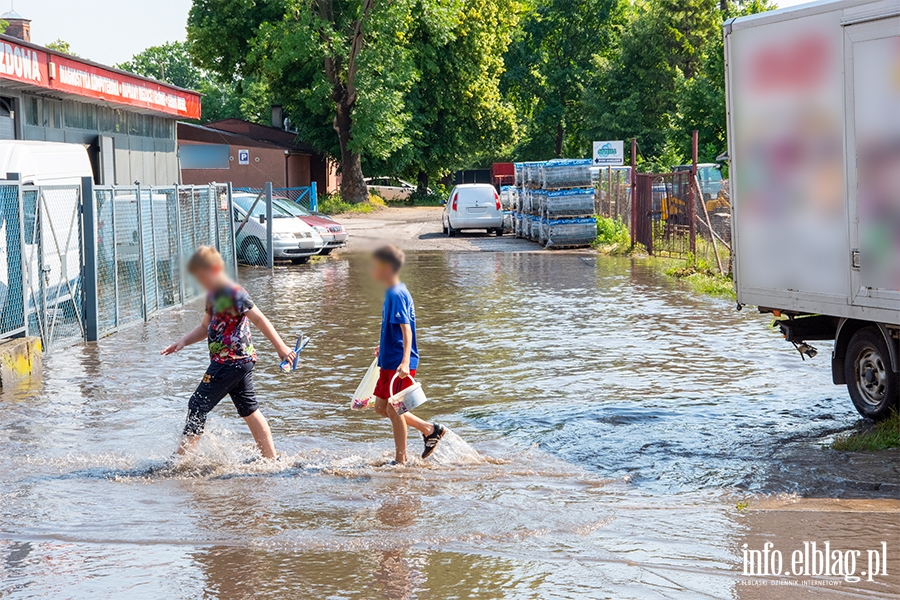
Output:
[
  {"xmin": 241, "ymin": 238, "xmax": 266, "ymax": 266},
  {"xmin": 494, "ymin": 228, "xmax": 503, "ymax": 237},
  {"xmin": 845, "ymin": 328, "xmax": 899, "ymax": 421},
  {"xmin": 448, "ymin": 226, "xmax": 457, "ymax": 237},
  {"xmin": 291, "ymin": 257, "xmax": 311, "ymax": 265}
]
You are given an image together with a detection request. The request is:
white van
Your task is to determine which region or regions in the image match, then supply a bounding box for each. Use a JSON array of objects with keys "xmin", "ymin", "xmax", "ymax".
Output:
[
  {"xmin": 232, "ymin": 192, "xmax": 324, "ymax": 264},
  {"xmin": 442, "ymin": 184, "xmax": 503, "ymax": 236},
  {"xmin": 0, "ymin": 140, "xmax": 93, "ymax": 186}
]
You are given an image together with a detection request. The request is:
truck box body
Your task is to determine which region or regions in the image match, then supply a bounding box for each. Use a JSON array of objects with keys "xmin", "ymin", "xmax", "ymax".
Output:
[{"xmin": 725, "ymin": 0, "xmax": 899, "ymax": 326}]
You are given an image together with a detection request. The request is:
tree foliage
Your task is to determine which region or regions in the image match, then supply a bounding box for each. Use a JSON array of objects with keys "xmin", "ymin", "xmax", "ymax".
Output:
[{"xmin": 46, "ymin": 39, "xmax": 77, "ymax": 56}]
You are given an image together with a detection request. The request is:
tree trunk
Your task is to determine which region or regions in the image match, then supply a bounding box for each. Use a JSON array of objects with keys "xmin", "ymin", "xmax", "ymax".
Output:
[
  {"xmin": 555, "ymin": 121, "xmax": 564, "ymax": 157},
  {"xmin": 334, "ymin": 100, "xmax": 368, "ymax": 204},
  {"xmin": 416, "ymin": 170, "xmax": 429, "ymax": 195}
]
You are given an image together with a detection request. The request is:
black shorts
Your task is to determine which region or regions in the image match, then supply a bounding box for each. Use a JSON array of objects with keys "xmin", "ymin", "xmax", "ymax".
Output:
[{"xmin": 183, "ymin": 361, "xmax": 257, "ymax": 436}]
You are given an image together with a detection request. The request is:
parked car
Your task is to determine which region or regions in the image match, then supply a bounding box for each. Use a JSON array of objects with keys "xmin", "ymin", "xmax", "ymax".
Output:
[
  {"xmin": 365, "ymin": 177, "xmax": 417, "ymax": 201},
  {"xmin": 442, "ymin": 184, "xmax": 503, "ymax": 236},
  {"xmin": 272, "ymin": 197, "xmax": 349, "ymax": 254},
  {"xmin": 231, "ymin": 193, "xmax": 323, "ymax": 265}
]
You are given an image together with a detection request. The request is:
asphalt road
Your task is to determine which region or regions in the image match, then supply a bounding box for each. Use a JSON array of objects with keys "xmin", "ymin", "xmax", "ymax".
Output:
[{"xmin": 335, "ymin": 206, "xmax": 543, "ymax": 253}]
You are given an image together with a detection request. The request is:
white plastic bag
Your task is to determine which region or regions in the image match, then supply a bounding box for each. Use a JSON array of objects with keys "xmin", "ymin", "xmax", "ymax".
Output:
[{"xmin": 350, "ymin": 357, "xmax": 380, "ymax": 411}]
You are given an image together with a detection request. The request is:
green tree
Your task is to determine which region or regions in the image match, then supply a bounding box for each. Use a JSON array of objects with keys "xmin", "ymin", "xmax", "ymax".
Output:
[
  {"xmin": 189, "ymin": 0, "xmax": 419, "ymax": 204},
  {"xmin": 117, "ymin": 41, "xmax": 202, "ymax": 89},
  {"xmin": 46, "ymin": 39, "xmax": 77, "ymax": 56},
  {"xmin": 372, "ymin": 0, "xmax": 522, "ymax": 193},
  {"xmin": 503, "ymin": 0, "xmax": 626, "ymax": 160}
]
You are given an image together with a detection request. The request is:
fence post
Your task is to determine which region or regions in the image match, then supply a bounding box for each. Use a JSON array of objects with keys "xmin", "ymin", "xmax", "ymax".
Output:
[
  {"xmin": 265, "ymin": 182, "xmax": 274, "ymax": 269},
  {"xmin": 227, "ymin": 182, "xmax": 238, "ymax": 280},
  {"xmin": 174, "ymin": 185, "xmax": 185, "ymax": 306},
  {"xmin": 690, "ymin": 130, "xmax": 698, "ymax": 255},
  {"xmin": 630, "ymin": 138, "xmax": 637, "ymax": 247},
  {"xmin": 81, "ymin": 176, "xmax": 100, "ymax": 342},
  {"xmin": 135, "ymin": 181, "xmax": 147, "ymax": 321},
  {"xmin": 310, "ymin": 181, "xmax": 318, "ymax": 211}
]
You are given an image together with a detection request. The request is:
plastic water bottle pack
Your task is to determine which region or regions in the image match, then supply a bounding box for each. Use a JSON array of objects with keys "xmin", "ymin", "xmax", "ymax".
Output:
[
  {"xmin": 539, "ymin": 159, "xmax": 593, "ymax": 190},
  {"xmin": 543, "ymin": 188, "xmax": 595, "ymax": 218},
  {"xmin": 541, "ymin": 217, "xmax": 598, "ymax": 248}
]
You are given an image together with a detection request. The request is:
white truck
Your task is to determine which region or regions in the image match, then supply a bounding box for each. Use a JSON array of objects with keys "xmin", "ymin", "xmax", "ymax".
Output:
[{"xmin": 725, "ymin": 0, "xmax": 899, "ymax": 419}]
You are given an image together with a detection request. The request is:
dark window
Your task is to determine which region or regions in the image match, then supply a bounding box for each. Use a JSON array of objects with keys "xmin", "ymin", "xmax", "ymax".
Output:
[
  {"xmin": 49, "ymin": 101, "xmax": 61, "ymax": 129},
  {"xmin": 25, "ymin": 96, "xmax": 40, "ymax": 126},
  {"xmin": 64, "ymin": 100, "xmax": 78, "ymax": 129}
]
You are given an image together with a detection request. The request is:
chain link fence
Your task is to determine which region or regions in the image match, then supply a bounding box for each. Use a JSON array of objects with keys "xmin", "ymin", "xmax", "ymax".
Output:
[
  {"xmin": 0, "ymin": 178, "xmax": 238, "ymax": 351},
  {"xmin": 234, "ymin": 185, "xmax": 318, "ymax": 212}
]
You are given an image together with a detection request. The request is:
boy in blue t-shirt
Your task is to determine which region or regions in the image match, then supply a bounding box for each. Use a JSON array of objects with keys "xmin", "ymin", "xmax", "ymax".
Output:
[{"xmin": 371, "ymin": 245, "xmax": 445, "ymax": 464}]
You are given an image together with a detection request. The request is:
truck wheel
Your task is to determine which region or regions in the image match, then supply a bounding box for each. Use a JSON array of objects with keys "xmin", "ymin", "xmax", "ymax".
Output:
[{"xmin": 845, "ymin": 328, "xmax": 899, "ymax": 421}]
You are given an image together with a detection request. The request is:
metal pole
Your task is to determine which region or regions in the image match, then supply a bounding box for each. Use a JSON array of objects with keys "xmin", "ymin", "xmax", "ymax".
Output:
[
  {"xmin": 111, "ymin": 187, "xmax": 119, "ymax": 330},
  {"xmin": 265, "ymin": 182, "xmax": 274, "ymax": 269},
  {"xmin": 690, "ymin": 130, "xmax": 698, "ymax": 254},
  {"xmin": 174, "ymin": 185, "xmax": 184, "ymax": 305},
  {"xmin": 310, "ymin": 181, "xmax": 318, "ymax": 211},
  {"xmin": 227, "ymin": 182, "xmax": 238, "ymax": 280},
  {"xmin": 81, "ymin": 176, "xmax": 100, "ymax": 341},
  {"xmin": 135, "ymin": 182, "xmax": 147, "ymax": 321},
  {"xmin": 630, "ymin": 138, "xmax": 637, "ymax": 247}
]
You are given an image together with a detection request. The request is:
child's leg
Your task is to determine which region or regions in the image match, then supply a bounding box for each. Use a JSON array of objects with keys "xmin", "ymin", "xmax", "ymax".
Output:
[
  {"xmin": 243, "ymin": 410, "xmax": 276, "ymax": 458},
  {"xmin": 179, "ymin": 363, "xmax": 244, "ymax": 456},
  {"xmin": 228, "ymin": 364, "xmax": 277, "ymax": 458},
  {"xmin": 374, "ymin": 396, "xmax": 408, "ymax": 463},
  {"xmin": 400, "ymin": 412, "xmax": 435, "ymax": 437}
]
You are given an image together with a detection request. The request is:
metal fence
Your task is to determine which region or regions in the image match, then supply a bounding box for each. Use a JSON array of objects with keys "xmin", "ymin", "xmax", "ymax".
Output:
[
  {"xmin": 89, "ymin": 182, "xmax": 237, "ymax": 338},
  {"xmin": 634, "ymin": 171, "xmax": 732, "ymax": 270},
  {"xmin": 595, "ymin": 166, "xmax": 632, "ymax": 230},
  {"xmin": 0, "ymin": 177, "xmax": 237, "ymax": 352},
  {"xmin": 233, "ymin": 184, "xmax": 318, "ymax": 211}
]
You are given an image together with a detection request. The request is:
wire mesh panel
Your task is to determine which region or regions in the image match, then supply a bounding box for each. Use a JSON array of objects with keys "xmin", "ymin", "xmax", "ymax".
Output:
[
  {"xmin": 95, "ymin": 189, "xmax": 118, "ymax": 336},
  {"xmin": 114, "ymin": 187, "xmax": 144, "ymax": 328},
  {"xmin": 0, "ymin": 183, "xmax": 24, "ymax": 338},
  {"xmin": 139, "ymin": 188, "xmax": 159, "ymax": 316},
  {"xmin": 30, "ymin": 186, "xmax": 85, "ymax": 350},
  {"xmin": 152, "ymin": 188, "xmax": 181, "ymax": 309},
  {"xmin": 213, "ymin": 185, "xmax": 237, "ymax": 279}
]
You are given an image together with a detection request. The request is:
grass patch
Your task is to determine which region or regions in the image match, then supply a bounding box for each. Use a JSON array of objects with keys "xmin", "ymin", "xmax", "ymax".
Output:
[
  {"xmin": 592, "ymin": 216, "xmax": 633, "ymax": 255},
  {"xmin": 831, "ymin": 412, "xmax": 900, "ymax": 451},
  {"xmin": 387, "ymin": 188, "xmax": 447, "ymax": 207},
  {"xmin": 318, "ymin": 192, "xmax": 386, "ymax": 215},
  {"xmin": 665, "ymin": 254, "xmax": 735, "ymax": 299}
]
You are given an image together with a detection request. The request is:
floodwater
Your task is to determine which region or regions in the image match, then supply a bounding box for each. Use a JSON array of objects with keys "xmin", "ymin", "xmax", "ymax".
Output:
[{"xmin": 0, "ymin": 252, "xmax": 897, "ymax": 599}]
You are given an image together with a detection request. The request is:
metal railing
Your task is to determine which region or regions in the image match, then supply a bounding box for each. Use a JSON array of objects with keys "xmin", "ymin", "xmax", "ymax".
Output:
[
  {"xmin": 0, "ymin": 176, "xmax": 238, "ymax": 351},
  {"xmin": 233, "ymin": 183, "xmax": 318, "ymax": 211}
]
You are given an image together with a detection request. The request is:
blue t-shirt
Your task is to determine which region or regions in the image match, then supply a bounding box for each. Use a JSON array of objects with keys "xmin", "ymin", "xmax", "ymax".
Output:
[{"xmin": 379, "ymin": 283, "xmax": 418, "ymax": 371}]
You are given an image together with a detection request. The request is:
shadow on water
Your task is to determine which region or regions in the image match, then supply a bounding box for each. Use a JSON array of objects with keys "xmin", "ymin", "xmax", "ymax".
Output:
[{"xmin": 0, "ymin": 252, "xmax": 896, "ymax": 598}]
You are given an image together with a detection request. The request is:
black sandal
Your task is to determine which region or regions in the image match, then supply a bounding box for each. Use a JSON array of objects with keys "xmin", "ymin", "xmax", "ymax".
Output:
[{"xmin": 422, "ymin": 423, "xmax": 446, "ymax": 459}]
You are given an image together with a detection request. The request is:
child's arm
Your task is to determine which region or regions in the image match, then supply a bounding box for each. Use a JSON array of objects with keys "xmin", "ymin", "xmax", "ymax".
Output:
[
  {"xmin": 397, "ymin": 323, "xmax": 413, "ymax": 379},
  {"xmin": 246, "ymin": 306, "xmax": 296, "ymax": 361},
  {"xmin": 161, "ymin": 313, "xmax": 210, "ymax": 355}
]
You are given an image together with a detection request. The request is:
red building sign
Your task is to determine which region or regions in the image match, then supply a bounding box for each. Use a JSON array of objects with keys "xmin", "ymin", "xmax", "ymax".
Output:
[{"xmin": 0, "ymin": 37, "xmax": 201, "ymax": 120}]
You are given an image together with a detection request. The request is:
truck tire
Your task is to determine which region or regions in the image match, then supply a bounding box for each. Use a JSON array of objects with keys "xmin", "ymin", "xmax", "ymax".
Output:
[{"xmin": 845, "ymin": 328, "xmax": 899, "ymax": 421}]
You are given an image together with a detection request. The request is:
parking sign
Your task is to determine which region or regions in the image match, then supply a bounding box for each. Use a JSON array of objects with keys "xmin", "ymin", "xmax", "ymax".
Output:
[
  {"xmin": 238, "ymin": 149, "xmax": 250, "ymax": 165},
  {"xmin": 592, "ymin": 141, "xmax": 624, "ymax": 166}
]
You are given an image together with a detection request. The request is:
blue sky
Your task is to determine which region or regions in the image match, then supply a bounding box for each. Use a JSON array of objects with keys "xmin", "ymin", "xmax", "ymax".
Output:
[{"xmin": 18, "ymin": 0, "xmax": 814, "ymax": 67}]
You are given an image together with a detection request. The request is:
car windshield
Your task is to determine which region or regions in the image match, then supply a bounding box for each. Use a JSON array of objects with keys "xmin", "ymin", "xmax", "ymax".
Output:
[
  {"xmin": 273, "ymin": 198, "xmax": 312, "ymax": 216},
  {"xmin": 233, "ymin": 195, "xmax": 293, "ymax": 218}
]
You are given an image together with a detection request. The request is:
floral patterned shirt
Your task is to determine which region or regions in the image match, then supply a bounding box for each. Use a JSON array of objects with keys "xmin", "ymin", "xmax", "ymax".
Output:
[{"xmin": 206, "ymin": 284, "xmax": 256, "ymax": 364}]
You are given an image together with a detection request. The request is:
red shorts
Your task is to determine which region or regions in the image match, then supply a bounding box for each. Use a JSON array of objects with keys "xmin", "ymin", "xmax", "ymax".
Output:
[{"xmin": 374, "ymin": 368, "xmax": 417, "ymax": 400}]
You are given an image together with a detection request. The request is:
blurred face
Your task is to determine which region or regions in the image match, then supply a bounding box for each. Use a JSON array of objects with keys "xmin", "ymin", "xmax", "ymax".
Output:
[
  {"xmin": 190, "ymin": 265, "xmax": 226, "ymax": 292},
  {"xmin": 371, "ymin": 258, "xmax": 397, "ymax": 287}
]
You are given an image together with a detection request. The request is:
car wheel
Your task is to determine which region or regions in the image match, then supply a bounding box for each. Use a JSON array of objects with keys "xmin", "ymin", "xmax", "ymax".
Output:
[
  {"xmin": 495, "ymin": 228, "xmax": 503, "ymax": 237},
  {"xmin": 319, "ymin": 247, "xmax": 334, "ymax": 256},
  {"xmin": 845, "ymin": 327, "xmax": 899, "ymax": 421},
  {"xmin": 241, "ymin": 238, "xmax": 266, "ymax": 266},
  {"xmin": 448, "ymin": 225, "xmax": 457, "ymax": 237},
  {"xmin": 291, "ymin": 256, "xmax": 311, "ymax": 265}
]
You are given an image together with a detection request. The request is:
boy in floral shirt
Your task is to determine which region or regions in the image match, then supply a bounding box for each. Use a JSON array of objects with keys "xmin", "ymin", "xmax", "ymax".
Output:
[{"xmin": 161, "ymin": 246, "xmax": 295, "ymax": 459}]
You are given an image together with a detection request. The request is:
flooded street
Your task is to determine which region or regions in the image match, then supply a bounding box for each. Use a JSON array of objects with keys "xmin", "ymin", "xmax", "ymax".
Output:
[{"xmin": 0, "ymin": 252, "xmax": 897, "ymax": 599}]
